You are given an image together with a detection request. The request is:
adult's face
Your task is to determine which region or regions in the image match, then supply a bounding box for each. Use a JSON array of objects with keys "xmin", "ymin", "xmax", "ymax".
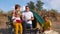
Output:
[{"xmin": 25, "ymin": 7, "xmax": 30, "ymax": 12}]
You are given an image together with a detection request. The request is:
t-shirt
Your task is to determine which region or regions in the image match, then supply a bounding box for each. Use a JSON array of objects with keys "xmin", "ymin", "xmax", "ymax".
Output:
[
  {"xmin": 42, "ymin": 20, "xmax": 52, "ymax": 30},
  {"xmin": 22, "ymin": 11, "xmax": 34, "ymax": 24}
]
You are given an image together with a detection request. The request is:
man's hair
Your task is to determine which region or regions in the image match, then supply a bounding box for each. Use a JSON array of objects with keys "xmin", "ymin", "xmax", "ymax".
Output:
[
  {"xmin": 25, "ymin": 6, "xmax": 30, "ymax": 8},
  {"xmin": 15, "ymin": 4, "xmax": 20, "ymax": 10}
]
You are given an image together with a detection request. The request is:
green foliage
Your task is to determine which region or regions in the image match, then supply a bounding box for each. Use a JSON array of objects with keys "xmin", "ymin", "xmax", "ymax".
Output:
[
  {"xmin": 7, "ymin": 10, "xmax": 13, "ymax": 15},
  {"xmin": 48, "ymin": 9, "xmax": 57, "ymax": 13},
  {"xmin": 27, "ymin": 1, "xmax": 35, "ymax": 10},
  {"xmin": 27, "ymin": 0, "xmax": 44, "ymax": 11},
  {"xmin": 36, "ymin": 0, "xmax": 44, "ymax": 11},
  {"xmin": 0, "ymin": 10, "xmax": 3, "ymax": 14}
]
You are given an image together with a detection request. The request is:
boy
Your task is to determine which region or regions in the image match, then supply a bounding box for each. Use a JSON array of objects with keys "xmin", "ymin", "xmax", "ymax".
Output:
[{"xmin": 42, "ymin": 16, "xmax": 52, "ymax": 34}]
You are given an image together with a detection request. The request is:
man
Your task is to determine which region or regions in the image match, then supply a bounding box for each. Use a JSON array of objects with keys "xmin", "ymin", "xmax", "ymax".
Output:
[{"xmin": 22, "ymin": 6, "xmax": 34, "ymax": 29}]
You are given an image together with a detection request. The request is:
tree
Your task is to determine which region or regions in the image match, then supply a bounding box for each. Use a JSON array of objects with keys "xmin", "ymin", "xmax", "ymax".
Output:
[
  {"xmin": 48, "ymin": 9, "xmax": 57, "ymax": 13},
  {"xmin": 7, "ymin": 10, "xmax": 13, "ymax": 15},
  {"xmin": 0, "ymin": 10, "xmax": 3, "ymax": 14},
  {"xmin": 36, "ymin": 0, "xmax": 44, "ymax": 11},
  {"xmin": 27, "ymin": 1, "xmax": 35, "ymax": 10},
  {"xmin": 48, "ymin": 9, "xmax": 58, "ymax": 21}
]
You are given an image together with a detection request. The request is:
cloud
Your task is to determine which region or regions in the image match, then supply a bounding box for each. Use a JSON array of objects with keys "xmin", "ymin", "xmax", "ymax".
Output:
[
  {"xmin": 41, "ymin": 0, "xmax": 50, "ymax": 3},
  {"xmin": 50, "ymin": 0, "xmax": 60, "ymax": 12},
  {"xmin": 43, "ymin": 5, "xmax": 48, "ymax": 9},
  {"xmin": 50, "ymin": 0, "xmax": 60, "ymax": 9},
  {"xmin": 42, "ymin": 0, "xmax": 60, "ymax": 12},
  {"xmin": 41, "ymin": 0, "xmax": 52, "ymax": 9},
  {"xmin": 20, "ymin": 6, "xmax": 25, "ymax": 11}
]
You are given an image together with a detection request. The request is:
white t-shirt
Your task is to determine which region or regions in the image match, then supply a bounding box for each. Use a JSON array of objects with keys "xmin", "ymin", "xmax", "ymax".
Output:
[
  {"xmin": 12, "ymin": 16, "xmax": 21, "ymax": 22},
  {"xmin": 22, "ymin": 11, "xmax": 34, "ymax": 24}
]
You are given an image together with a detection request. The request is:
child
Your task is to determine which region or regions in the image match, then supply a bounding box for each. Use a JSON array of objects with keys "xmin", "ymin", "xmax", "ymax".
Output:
[
  {"xmin": 42, "ymin": 16, "xmax": 52, "ymax": 34},
  {"xmin": 12, "ymin": 4, "xmax": 23, "ymax": 34}
]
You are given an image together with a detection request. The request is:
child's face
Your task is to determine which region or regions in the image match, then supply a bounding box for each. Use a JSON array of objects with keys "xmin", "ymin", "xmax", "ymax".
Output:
[{"xmin": 45, "ymin": 17, "xmax": 49, "ymax": 21}]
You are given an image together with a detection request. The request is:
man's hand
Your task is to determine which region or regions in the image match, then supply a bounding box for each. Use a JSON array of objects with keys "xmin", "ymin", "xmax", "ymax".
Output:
[
  {"xmin": 31, "ymin": 17, "xmax": 34, "ymax": 20},
  {"xmin": 27, "ymin": 19, "xmax": 31, "ymax": 21},
  {"xmin": 27, "ymin": 17, "xmax": 34, "ymax": 21}
]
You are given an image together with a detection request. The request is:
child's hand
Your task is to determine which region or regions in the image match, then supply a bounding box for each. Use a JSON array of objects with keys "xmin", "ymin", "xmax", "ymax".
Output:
[{"xmin": 48, "ymin": 27, "xmax": 51, "ymax": 30}]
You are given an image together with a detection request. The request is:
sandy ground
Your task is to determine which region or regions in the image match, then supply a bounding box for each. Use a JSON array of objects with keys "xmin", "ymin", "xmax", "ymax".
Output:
[
  {"xmin": 52, "ymin": 22, "xmax": 60, "ymax": 34},
  {"xmin": 0, "ymin": 22, "xmax": 60, "ymax": 34},
  {"xmin": 0, "ymin": 17, "xmax": 60, "ymax": 34}
]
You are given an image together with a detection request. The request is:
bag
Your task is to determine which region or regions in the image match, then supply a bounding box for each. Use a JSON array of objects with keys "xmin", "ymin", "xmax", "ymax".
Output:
[{"xmin": 16, "ymin": 20, "xmax": 22, "ymax": 23}]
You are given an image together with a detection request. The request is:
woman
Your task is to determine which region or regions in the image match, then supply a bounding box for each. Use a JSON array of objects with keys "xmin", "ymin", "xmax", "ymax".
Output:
[{"xmin": 12, "ymin": 4, "xmax": 23, "ymax": 34}]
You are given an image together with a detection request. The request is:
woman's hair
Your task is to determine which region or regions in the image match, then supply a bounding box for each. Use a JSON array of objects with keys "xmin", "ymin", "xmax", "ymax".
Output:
[{"xmin": 15, "ymin": 4, "xmax": 20, "ymax": 10}]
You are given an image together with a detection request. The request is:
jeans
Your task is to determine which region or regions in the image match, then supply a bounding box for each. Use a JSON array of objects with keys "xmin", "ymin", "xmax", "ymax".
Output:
[{"xmin": 26, "ymin": 24, "xmax": 32, "ymax": 29}]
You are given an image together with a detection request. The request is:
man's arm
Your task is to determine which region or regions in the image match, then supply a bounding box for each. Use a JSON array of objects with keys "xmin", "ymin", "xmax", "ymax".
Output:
[
  {"xmin": 31, "ymin": 12, "xmax": 34, "ymax": 20},
  {"xmin": 31, "ymin": 17, "xmax": 34, "ymax": 20},
  {"xmin": 27, "ymin": 17, "xmax": 34, "ymax": 21}
]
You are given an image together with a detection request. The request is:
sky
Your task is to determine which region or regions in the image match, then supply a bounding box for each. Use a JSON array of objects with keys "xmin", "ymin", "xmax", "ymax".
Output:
[
  {"xmin": 0, "ymin": 0, "xmax": 60, "ymax": 12},
  {"xmin": 41, "ymin": 0, "xmax": 60, "ymax": 12}
]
